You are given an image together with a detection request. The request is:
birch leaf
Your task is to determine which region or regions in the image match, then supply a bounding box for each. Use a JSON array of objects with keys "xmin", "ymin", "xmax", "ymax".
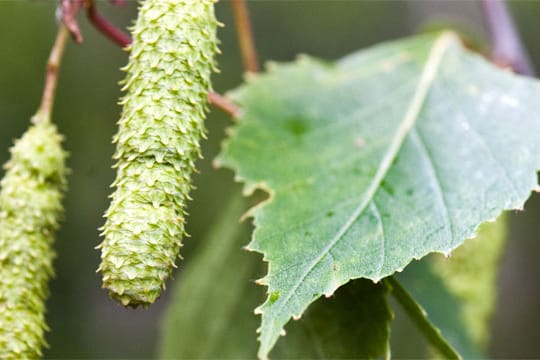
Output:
[
  {"xmin": 159, "ymin": 196, "xmax": 391, "ymax": 359},
  {"xmin": 217, "ymin": 31, "xmax": 540, "ymax": 358}
]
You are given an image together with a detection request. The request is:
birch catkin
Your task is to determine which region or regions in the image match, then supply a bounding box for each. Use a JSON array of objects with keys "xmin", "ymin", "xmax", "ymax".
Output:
[
  {"xmin": 98, "ymin": 0, "xmax": 219, "ymax": 306},
  {"xmin": 0, "ymin": 121, "xmax": 67, "ymax": 358}
]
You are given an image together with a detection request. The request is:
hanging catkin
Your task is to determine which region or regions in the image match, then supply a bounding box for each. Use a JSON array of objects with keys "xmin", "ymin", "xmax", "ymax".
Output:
[
  {"xmin": 0, "ymin": 121, "xmax": 67, "ymax": 358},
  {"xmin": 98, "ymin": 0, "xmax": 219, "ymax": 307}
]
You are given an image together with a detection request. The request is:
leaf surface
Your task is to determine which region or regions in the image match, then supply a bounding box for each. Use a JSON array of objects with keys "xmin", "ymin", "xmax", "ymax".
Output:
[
  {"xmin": 397, "ymin": 215, "xmax": 507, "ymax": 358},
  {"xmin": 159, "ymin": 195, "xmax": 258, "ymax": 358},
  {"xmin": 432, "ymin": 215, "xmax": 507, "ymax": 348},
  {"xmin": 396, "ymin": 259, "xmax": 480, "ymax": 358},
  {"xmin": 159, "ymin": 195, "xmax": 392, "ymax": 359},
  {"xmin": 217, "ymin": 31, "xmax": 540, "ymax": 358}
]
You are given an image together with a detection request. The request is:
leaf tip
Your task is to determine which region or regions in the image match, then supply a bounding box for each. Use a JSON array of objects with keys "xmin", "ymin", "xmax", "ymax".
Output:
[
  {"xmin": 255, "ymin": 277, "xmax": 267, "ymax": 286},
  {"xmin": 240, "ymin": 207, "xmax": 255, "ymax": 222},
  {"xmin": 241, "ymin": 180, "xmax": 259, "ymax": 197},
  {"xmin": 263, "ymin": 60, "xmax": 280, "ymax": 72},
  {"xmin": 211, "ymin": 157, "xmax": 222, "ymax": 169}
]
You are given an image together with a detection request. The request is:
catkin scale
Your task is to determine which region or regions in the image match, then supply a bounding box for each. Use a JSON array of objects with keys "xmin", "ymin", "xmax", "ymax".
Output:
[
  {"xmin": 0, "ymin": 121, "xmax": 67, "ymax": 359},
  {"xmin": 98, "ymin": 0, "xmax": 219, "ymax": 306}
]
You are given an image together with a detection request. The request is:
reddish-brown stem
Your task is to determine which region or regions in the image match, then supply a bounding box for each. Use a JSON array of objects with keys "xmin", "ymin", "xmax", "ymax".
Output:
[
  {"xmin": 60, "ymin": 0, "xmax": 84, "ymax": 43},
  {"xmin": 81, "ymin": 2, "xmax": 239, "ymax": 118},
  {"xmin": 231, "ymin": 0, "xmax": 259, "ymax": 73},
  {"xmin": 35, "ymin": 25, "xmax": 70, "ymax": 124},
  {"xmin": 85, "ymin": 0, "xmax": 131, "ymax": 48},
  {"xmin": 480, "ymin": 0, "xmax": 535, "ymax": 76},
  {"xmin": 109, "ymin": 0, "xmax": 126, "ymax": 6},
  {"xmin": 208, "ymin": 91, "xmax": 241, "ymax": 118}
]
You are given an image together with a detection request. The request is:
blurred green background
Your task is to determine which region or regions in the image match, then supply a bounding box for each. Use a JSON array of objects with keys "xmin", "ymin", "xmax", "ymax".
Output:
[{"xmin": 0, "ymin": 0, "xmax": 539, "ymax": 358}]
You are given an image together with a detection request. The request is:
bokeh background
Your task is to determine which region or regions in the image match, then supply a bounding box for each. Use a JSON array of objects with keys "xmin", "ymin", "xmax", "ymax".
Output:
[{"xmin": 0, "ymin": 0, "xmax": 539, "ymax": 358}]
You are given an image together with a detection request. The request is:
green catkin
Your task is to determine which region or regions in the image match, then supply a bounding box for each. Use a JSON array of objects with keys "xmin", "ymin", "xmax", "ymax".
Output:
[
  {"xmin": 98, "ymin": 0, "xmax": 219, "ymax": 306},
  {"xmin": 0, "ymin": 120, "xmax": 67, "ymax": 359}
]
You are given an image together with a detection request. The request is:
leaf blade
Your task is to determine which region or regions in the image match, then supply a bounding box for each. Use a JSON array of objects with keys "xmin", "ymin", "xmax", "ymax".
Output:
[
  {"xmin": 386, "ymin": 276, "xmax": 461, "ymax": 360},
  {"xmin": 394, "ymin": 214, "xmax": 509, "ymax": 358},
  {"xmin": 158, "ymin": 195, "xmax": 259, "ymax": 358},
  {"xmin": 158, "ymin": 195, "xmax": 393, "ymax": 359},
  {"xmin": 218, "ymin": 31, "xmax": 540, "ymax": 358}
]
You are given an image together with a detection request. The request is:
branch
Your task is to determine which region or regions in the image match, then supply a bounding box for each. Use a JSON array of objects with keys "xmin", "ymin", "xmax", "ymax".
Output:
[
  {"xmin": 208, "ymin": 91, "xmax": 241, "ymax": 118},
  {"xmin": 480, "ymin": 0, "xmax": 535, "ymax": 76},
  {"xmin": 384, "ymin": 277, "xmax": 461, "ymax": 360},
  {"xmin": 231, "ymin": 0, "xmax": 259, "ymax": 73},
  {"xmin": 60, "ymin": 0, "xmax": 83, "ymax": 43},
  {"xmin": 35, "ymin": 25, "xmax": 70, "ymax": 124},
  {"xmin": 80, "ymin": 3, "xmax": 239, "ymax": 118}
]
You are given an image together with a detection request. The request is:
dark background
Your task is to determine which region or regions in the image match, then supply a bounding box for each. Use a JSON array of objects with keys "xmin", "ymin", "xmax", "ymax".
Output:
[{"xmin": 0, "ymin": 0, "xmax": 539, "ymax": 357}]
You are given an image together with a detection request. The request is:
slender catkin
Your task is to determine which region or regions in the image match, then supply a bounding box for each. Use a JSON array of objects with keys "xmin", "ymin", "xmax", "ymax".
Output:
[
  {"xmin": 98, "ymin": 0, "xmax": 219, "ymax": 307},
  {"xmin": 0, "ymin": 121, "xmax": 67, "ymax": 359}
]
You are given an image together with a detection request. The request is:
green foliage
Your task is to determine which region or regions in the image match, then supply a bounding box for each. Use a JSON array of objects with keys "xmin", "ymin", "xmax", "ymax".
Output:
[
  {"xmin": 159, "ymin": 195, "xmax": 392, "ymax": 359},
  {"xmin": 98, "ymin": 0, "xmax": 219, "ymax": 307},
  {"xmin": 397, "ymin": 260, "xmax": 480, "ymax": 358},
  {"xmin": 159, "ymin": 195, "xmax": 260, "ymax": 358},
  {"xmin": 1, "ymin": 2, "xmax": 538, "ymax": 358},
  {"xmin": 0, "ymin": 120, "xmax": 67, "ymax": 358},
  {"xmin": 397, "ymin": 214, "xmax": 507, "ymax": 358},
  {"xmin": 385, "ymin": 277, "xmax": 460, "ymax": 359},
  {"xmin": 273, "ymin": 280, "xmax": 391, "ymax": 359},
  {"xmin": 433, "ymin": 215, "xmax": 507, "ymax": 347},
  {"xmin": 217, "ymin": 31, "xmax": 540, "ymax": 357}
]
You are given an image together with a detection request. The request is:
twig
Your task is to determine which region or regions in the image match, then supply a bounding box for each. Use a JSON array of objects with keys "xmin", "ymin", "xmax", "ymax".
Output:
[
  {"xmin": 109, "ymin": 0, "xmax": 126, "ymax": 6},
  {"xmin": 60, "ymin": 0, "xmax": 84, "ymax": 43},
  {"xmin": 480, "ymin": 0, "xmax": 535, "ymax": 76},
  {"xmin": 85, "ymin": 0, "xmax": 131, "ymax": 48},
  {"xmin": 231, "ymin": 0, "xmax": 259, "ymax": 73},
  {"xmin": 208, "ymin": 91, "xmax": 241, "ymax": 118},
  {"xmin": 35, "ymin": 25, "xmax": 70, "ymax": 124},
  {"xmin": 81, "ymin": 3, "xmax": 238, "ymax": 118},
  {"xmin": 384, "ymin": 277, "xmax": 461, "ymax": 360}
]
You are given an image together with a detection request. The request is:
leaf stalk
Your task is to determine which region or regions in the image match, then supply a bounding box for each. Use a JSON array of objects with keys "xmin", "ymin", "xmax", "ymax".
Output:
[
  {"xmin": 384, "ymin": 276, "xmax": 461, "ymax": 360},
  {"xmin": 208, "ymin": 91, "xmax": 241, "ymax": 118}
]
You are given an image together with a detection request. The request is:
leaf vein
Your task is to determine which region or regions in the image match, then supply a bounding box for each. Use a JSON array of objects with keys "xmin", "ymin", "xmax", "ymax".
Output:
[
  {"xmin": 371, "ymin": 201, "xmax": 387, "ymax": 279},
  {"xmin": 459, "ymin": 114, "xmax": 522, "ymax": 203},
  {"xmin": 410, "ymin": 128, "xmax": 454, "ymax": 251},
  {"xmin": 270, "ymin": 33, "xmax": 455, "ymax": 325}
]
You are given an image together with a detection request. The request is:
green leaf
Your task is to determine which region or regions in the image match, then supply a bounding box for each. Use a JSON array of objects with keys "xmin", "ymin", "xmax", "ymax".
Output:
[
  {"xmin": 217, "ymin": 31, "xmax": 540, "ymax": 358},
  {"xmin": 273, "ymin": 279, "xmax": 391, "ymax": 359},
  {"xmin": 385, "ymin": 277, "xmax": 461, "ymax": 359},
  {"xmin": 396, "ymin": 261, "xmax": 480, "ymax": 358},
  {"xmin": 397, "ymin": 214, "xmax": 507, "ymax": 358},
  {"xmin": 432, "ymin": 215, "xmax": 507, "ymax": 348},
  {"xmin": 159, "ymin": 195, "xmax": 392, "ymax": 359},
  {"xmin": 159, "ymin": 195, "xmax": 259, "ymax": 358}
]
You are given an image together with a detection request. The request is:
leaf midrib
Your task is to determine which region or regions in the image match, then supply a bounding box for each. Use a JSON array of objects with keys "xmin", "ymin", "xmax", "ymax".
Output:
[{"xmin": 260, "ymin": 32, "xmax": 456, "ymax": 355}]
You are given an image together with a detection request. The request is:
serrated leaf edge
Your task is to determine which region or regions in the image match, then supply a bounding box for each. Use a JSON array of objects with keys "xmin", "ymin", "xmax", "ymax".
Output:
[{"xmin": 216, "ymin": 30, "xmax": 539, "ymax": 359}]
